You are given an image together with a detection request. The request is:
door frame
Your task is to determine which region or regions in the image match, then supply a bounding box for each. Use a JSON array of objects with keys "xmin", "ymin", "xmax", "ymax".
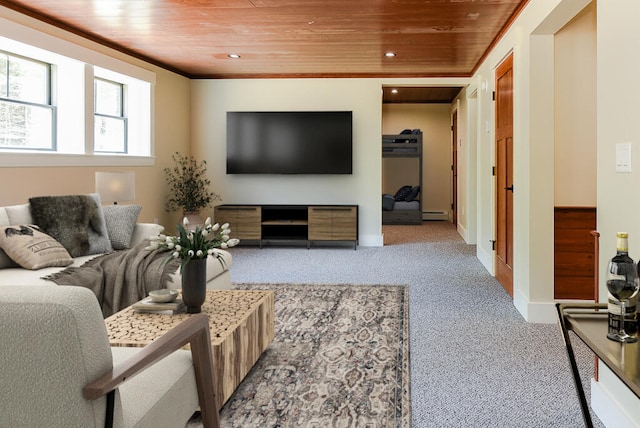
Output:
[{"xmin": 451, "ymin": 110, "xmax": 458, "ymax": 225}]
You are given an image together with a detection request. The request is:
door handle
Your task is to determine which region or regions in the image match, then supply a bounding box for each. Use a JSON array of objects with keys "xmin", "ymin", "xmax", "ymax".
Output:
[{"xmin": 505, "ymin": 185, "xmax": 514, "ymax": 192}]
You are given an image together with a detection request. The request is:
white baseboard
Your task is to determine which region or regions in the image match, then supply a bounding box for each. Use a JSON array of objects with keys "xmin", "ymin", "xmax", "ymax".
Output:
[
  {"xmin": 422, "ymin": 211, "xmax": 449, "ymax": 221},
  {"xmin": 513, "ymin": 289, "xmax": 558, "ymax": 323},
  {"xmin": 360, "ymin": 234, "xmax": 383, "ymax": 247},
  {"xmin": 477, "ymin": 247, "xmax": 493, "ymax": 275},
  {"xmin": 457, "ymin": 223, "xmax": 469, "ymax": 243}
]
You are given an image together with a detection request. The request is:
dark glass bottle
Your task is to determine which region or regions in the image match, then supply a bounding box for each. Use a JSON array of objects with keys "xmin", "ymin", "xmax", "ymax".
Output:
[{"xmin": 607, "ymin": 232, "xmax": 638, "ymax": 341}]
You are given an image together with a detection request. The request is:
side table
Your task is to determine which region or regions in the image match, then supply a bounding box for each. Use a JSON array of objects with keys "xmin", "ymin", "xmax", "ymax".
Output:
[
  {"xmin": 556, "ymin": 302, "xmax": 640, "ymax": 428},
  {"xmin": 105, "ymin": 290, "xmax": 275, "ymax": 410}
]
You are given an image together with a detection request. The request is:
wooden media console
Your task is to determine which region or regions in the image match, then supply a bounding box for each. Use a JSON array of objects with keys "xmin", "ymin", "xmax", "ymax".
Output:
[{"xmin": 214, "ymin": 204, "xmax": 358, "ymax": 249}]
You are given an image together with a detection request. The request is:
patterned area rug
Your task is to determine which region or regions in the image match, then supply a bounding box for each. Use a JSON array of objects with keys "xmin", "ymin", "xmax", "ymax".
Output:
[{"xmin": 189, "ymin": 283, "xmax": 410, "ymax": 427}]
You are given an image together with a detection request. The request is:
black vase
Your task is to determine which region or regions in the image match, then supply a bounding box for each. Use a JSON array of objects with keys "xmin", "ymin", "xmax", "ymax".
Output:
[{"xmin": 181, "ymin": 258, "xmax": 207, "ymax": 313}]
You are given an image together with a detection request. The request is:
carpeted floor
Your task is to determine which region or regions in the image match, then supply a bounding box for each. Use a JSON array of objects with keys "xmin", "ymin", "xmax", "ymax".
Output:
[
  {"xmin": 225, "ymin": 221, "xmax": 605, "ymax": 428},
  {"xmin": 189, "ymin": 283, "xmax": 410, "ymax": 428},
  {"xmin": 381, "ymin": 222, "xmax": 451, "ymax": 246}
]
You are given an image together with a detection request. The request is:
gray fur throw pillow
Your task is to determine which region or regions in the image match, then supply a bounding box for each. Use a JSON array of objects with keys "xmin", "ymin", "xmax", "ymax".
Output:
[{"xmin": 29, "ymin": 194, "xmax": 113, "ymax": 257}]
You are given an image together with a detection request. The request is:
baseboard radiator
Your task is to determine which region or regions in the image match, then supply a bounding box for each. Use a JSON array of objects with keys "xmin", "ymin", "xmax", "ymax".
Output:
[{"xmin": 422, "ymin": 211, "xmax": 449, "ymax": 221}]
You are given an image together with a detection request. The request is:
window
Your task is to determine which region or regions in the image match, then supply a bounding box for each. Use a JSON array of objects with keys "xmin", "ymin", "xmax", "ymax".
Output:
[
  {"xmin": 94, "ymin": 77, "xmax": 127, "ymax": 153},
  {"xmin": 0, "ymin": 51, "xmax": 54, "ymax": 150},
  {"xmin": 0, "ymin": 20, "xmax": 156, "ymax": 167}
]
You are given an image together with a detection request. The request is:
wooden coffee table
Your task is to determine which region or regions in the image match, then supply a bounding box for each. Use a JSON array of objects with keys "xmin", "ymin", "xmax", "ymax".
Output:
[{"xmin": 105, "ymin": 290, "xmax": 275, "ymax": 410}]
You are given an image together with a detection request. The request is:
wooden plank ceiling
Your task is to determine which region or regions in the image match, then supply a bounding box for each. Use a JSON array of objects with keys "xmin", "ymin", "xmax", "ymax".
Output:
[
  {"xmin": 0, "ymin": 0, "xmax": 528, "ymax": 102},
  {"xmin": 383, "ymin": 86, "xmax": 462, "ymax": 104}
]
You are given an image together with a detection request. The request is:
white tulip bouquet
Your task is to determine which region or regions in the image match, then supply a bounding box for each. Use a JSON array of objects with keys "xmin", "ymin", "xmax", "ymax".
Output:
[{"xmin": 147, "ymin": 216, "xmax": 239, "ymax": 272}]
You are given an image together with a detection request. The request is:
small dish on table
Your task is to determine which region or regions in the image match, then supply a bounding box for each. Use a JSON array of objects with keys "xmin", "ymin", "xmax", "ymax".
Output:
[{"xmin": 148, "ymin": 289, "xmax": 179, "ymax": 303}]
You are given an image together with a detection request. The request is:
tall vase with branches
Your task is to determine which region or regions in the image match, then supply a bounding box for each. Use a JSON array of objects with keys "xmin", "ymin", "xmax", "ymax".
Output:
[{"xmin": 164, "ymin": 152, "xmax": 220, "ymax": 223}]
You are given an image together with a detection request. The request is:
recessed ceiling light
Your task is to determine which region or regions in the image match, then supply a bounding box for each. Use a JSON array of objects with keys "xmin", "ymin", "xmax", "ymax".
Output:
[
  {"xmin": 391, "ymin": 89, "xmax": 398, "ymax": 94},
  {"xmin": 228, "ymin": 54, "xmax": 241, "ymax": 59},
  {"xmin": 384, "ymin": 52, "xmax": 396, "ymax": 58}
]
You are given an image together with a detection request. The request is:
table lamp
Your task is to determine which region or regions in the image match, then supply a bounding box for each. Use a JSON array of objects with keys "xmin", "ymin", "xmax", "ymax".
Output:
[{"xmin": 95, "ymin": 171, "xmax": 135, "ymax": 204}]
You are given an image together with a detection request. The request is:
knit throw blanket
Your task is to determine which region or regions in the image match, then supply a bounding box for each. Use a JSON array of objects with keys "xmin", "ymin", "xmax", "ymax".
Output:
[{"xmin": 43, "ymin": 240, "xmax": 179, "ymax": 317}]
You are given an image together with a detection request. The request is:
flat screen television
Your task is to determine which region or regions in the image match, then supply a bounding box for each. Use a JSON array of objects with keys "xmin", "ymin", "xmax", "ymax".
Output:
[{"xmin": 226, "ymin": 111, "xmax": 352, "ymax": 174}]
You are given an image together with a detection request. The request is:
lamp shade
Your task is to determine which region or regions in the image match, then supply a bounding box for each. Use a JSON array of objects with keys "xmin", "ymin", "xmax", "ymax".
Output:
[{"xmin": 95, "ymin": 171, "xmax": 135, "ymax": 204}]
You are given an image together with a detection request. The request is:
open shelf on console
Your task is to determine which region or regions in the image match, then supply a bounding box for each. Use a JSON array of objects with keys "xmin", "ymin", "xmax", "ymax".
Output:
[{"xmin": 261, "ymin": 206, "xmax": 309, "ymax": 240}]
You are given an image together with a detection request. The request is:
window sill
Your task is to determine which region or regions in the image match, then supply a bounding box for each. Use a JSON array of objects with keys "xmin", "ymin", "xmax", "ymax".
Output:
[{"xmin": 0, "ymin": 152, "xmax": 155, "ymax": 167}]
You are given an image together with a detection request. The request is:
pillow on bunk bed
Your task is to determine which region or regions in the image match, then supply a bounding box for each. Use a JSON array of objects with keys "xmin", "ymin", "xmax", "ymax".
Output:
[
  {"xmin": 394, "ymin": 185, "xmax": 413, "ymax": 201},
  {"xmin": 405, "ymin": 186, "xmax": 420, "ymax": 201}
]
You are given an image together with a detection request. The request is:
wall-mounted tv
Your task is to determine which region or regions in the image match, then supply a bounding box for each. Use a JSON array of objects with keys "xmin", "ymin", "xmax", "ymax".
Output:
[{"xmin": 226, "ymin": 111, "xmax": 352, "ymax": 174}]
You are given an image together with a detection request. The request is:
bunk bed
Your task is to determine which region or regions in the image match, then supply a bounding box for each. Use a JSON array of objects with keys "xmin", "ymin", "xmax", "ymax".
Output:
[{"xmin": 382, "ymin": 130, "xmax": 423, "ymax": 225}]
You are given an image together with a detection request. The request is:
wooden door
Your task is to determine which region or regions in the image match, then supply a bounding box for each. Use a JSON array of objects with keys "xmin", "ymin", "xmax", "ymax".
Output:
[
  {"xmin": 452, "ymin": 111, "xmax": 458, "ymax": 225},
  {"xmin": 495, "ymin": 54, "xmax": 514, "ymax": 296}
]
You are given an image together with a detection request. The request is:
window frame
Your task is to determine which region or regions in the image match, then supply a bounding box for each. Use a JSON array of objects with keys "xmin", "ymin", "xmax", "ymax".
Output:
[
  {"xmin": 93, "ymin": 76, "xmax": 128, "ymax": 154},
  {"xmin": 0, "ymin": 49, "xmax": 57, "ymax": 151}
]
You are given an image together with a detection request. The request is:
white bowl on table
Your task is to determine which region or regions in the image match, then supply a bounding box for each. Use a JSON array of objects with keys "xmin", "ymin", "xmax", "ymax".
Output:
[{"xmin": 148, "ymin": 289, "xmax": 179, "ymax": 303}]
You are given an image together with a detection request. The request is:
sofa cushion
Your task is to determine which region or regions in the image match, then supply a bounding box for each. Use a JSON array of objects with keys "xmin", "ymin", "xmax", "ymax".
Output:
[
  {"xmin": 0, "ymin": 225, "xmax": 73, "ymax": 270},
  {"xmin": 29, "ymin": 194, "xmax": 113, "ymax": 257},
  {"xmin": 0, "ymin": 249, "xmax": 18, "ymax": 269},
  {"xmin": 166, "ymin": 249, "xmax": 232, "ymax": 289},
  {"xmin": 2, "ymin": 204, "xmax": 32, "ymax": 225},
  {"xmin": 0, "ymin": 207, "xmax": 9, "ymax": 226},
  {"xmin": 102, "ymin": 204, "xmax": 142, "ymax": 250},
  {"xmin": 111, "ymin": 347, "xmax": 199, "ymax": 428},
  {"xmin": 0, "ymin": 254, "xmax": 98, "ymax": 285}
]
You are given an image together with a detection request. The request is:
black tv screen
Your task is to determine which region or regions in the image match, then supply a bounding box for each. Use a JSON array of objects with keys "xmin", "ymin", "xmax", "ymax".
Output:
[{"xmin": 226, "ymin": 111, "xmax": 352, "ymax": 174}]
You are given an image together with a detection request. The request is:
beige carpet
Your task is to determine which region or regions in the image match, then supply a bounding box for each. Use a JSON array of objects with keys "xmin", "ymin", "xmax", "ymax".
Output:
[
  {"xmin": 382, "ymin": 220, "xmax": 452, "ymax": 246},
  {"xmin": 188, "ymin": 282, "xmax": 410, "ymax": 427}
]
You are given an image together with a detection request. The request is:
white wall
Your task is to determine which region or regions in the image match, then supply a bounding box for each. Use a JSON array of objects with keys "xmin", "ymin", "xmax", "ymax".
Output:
[
  {"xmin": 594, "ymin": 3, "xmax": 640, "ymax": 422},
  {"xmin": 192, "ymin": 79, "xmax": 385, "ymax": 246},
  {"xmin": 191, "ymin": 78, "xmax": 468, "ymax": 246},
  {"xmin": 554, "ymin": 3, "xmax": 597, "ymax": 207},
  {"xmin": 459, "ymin": 86, "xmax": 477, "ymax": 244},
  {"xmin": 471, "ymin": 0, "xmax": 593, "ymax": 322},
  {"xmin": 596, "ymin": 0, "xmax": 640, "ymax": 296}
]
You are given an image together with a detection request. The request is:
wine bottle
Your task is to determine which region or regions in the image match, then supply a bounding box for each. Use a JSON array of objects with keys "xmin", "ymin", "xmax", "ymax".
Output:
[{"xmin": 607, "ymin": 232, "xmax": 638, "ymax": 340}]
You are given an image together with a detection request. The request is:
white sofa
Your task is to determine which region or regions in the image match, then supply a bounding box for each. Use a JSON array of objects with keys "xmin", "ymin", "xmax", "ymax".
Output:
[
  {"xmin": 0, "ymin": 285, "xmax": 220, "ymax": 427},
  {"xmin": 0, "ymin": 201, "xmax": 232, "ymax": 291}
]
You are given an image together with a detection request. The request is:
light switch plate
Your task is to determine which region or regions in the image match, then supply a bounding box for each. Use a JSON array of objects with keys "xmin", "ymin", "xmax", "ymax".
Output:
[{"xmin": 616, "ymin": 142, "xmax": 632, "ymax": 173}]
